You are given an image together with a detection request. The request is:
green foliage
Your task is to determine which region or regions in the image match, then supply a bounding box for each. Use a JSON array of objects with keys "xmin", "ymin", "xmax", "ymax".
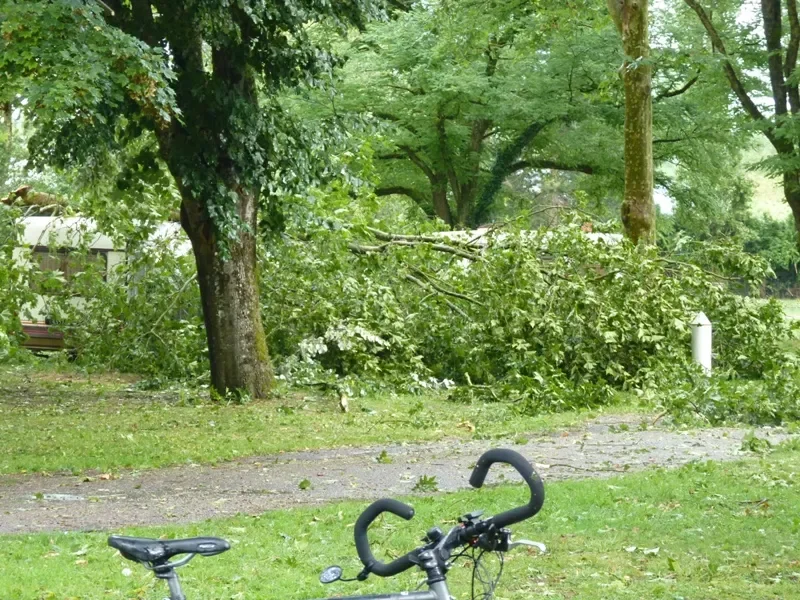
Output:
[
  {"xmin": 663, "ymin": 364, "xmax": 800, "ymax": 426},
  {"xmin": 740, "ymin": 432, "xmax": 773, "ymax": 454},
  {"xmin": 259, "ymin": 215, "xmax": 791, "ymax": 415},
  {"xmin": 300, "ymin": 0, "xmax": 747, "ymax": 227},
  {"xmin": 0, "ymin": 0, "xmax": 385, "ymax": 238},
  {"xmin": 745, "ymin": 216, "xmax": 800, "ymax": 295},
  {"xmin": 0, "ymin": 204, "xmax": 34, "ymax": 360},
  {"xmin": 0, "ymin": 0, "xmax": 176, "ymax": 171},
  {"xmin": 412, "ymin": 474, "xmax": 438, "ymax": 492},
  {"xmin": 45, "ymin": 234, "xmax": 206, "ymax": 381}
]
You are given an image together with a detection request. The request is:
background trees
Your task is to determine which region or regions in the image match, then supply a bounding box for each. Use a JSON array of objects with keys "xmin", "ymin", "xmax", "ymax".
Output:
[
  {"xmin": 683, "ymin": 0, "xmax": 800, "ymax": 244},
  {"xmin": 295, "ymin": 0, "xmax": 750, "ymax": 232}
]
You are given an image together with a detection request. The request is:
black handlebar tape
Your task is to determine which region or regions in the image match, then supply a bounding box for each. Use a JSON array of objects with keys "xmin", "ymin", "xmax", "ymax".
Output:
[
  {"xmin": 469, "ymin": 448, "xmax": 545, "ymax": 529},
  {"xmin": 354, "ymin": 498, "xmax": 417, "ymax": 577}
]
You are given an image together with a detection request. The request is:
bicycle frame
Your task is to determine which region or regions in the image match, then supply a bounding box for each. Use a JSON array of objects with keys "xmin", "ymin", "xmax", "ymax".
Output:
[{"xmin": 158, "ymin": 549, "xmax": 453, "ymax": 600}]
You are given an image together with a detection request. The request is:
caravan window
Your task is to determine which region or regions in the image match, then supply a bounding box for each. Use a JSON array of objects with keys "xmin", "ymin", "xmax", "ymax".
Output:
[{"xmin": 31, "ymin": 247, "xmax": 108, "ymax": 282}]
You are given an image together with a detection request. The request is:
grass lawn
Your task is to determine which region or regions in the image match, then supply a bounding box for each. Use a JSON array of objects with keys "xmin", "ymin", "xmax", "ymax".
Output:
[
  {"xmin": 778, "ymin": 298, "xmax": 800, "ymax": 321},
  {"xmin": 0, "ymin": 365, "xmax": 644, "ymax": 475},
  {"xmin": 4, "ymin": 443, "xmax": 799, "ymax": 599},
  {"xmin": 743, "ymin": 137, "xmax": 793, "ymax": 220}
]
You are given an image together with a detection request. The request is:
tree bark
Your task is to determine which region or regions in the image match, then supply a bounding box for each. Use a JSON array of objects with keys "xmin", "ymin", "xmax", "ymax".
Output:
[
  {"xmin": 179, "ymin": 190, "xmax": 272, "ymax": 399},
  {"xmin": 618, "ymin": 0, "xmax": 655, "ymax": 245},
  {"xmin": 1, "ymin": 103, "xmax": 11, "ymax": 143},
  {"xmin": 431, "ymin": 175, "xmax": 452, "ymax": 225},
  {"xmin": 784, "ymin": 171, "xmax": 800, "ymax": 237}
]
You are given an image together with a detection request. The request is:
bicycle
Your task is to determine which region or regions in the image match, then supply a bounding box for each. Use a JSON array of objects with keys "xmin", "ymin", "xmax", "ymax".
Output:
[{"xmin": 108, "ymin": 448, "xmax": 546, "ymax": 600}]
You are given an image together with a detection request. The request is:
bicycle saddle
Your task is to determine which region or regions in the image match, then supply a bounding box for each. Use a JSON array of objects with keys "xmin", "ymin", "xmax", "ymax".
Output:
[{"xmin": 108, "ymin": 535, "xmax": 230, "ymax": 564}]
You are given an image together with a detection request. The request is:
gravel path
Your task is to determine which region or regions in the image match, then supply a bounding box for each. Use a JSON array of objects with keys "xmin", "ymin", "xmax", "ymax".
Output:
[{"xmin": 0, "ymin": 415, "xmax": 792, "ymax": 534}]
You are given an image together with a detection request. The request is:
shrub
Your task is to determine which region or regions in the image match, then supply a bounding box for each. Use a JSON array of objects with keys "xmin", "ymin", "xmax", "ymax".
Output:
[
  {"xmin": 0, "ymin": 205, "xmax": 35, "ymax": 360},
  {"xmin": 44, "ymin": 233, "xmax": 207, "ymax": 380}
]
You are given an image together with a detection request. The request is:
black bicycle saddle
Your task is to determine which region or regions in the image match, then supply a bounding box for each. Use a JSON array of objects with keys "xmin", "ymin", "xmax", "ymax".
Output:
[{"xmin": 108, "ymin": 535, "xmax": 230, "ymax": 564}]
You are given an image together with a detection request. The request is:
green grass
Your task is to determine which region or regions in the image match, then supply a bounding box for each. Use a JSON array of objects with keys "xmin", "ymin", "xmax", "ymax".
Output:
[
  {"xmin": 0, "ymin": 365, "xmax": 642, "ymax": 475},
  {"xmin": 5, "ymin": 444, "xmax": 800, "ymax": 599},
  {"xmin": 742, "ymin": 137, "xmax": 793, "ymax": 220},
  {"xmin": 777, "ymin": 298, "xmax": 800, "ymax": 320}
]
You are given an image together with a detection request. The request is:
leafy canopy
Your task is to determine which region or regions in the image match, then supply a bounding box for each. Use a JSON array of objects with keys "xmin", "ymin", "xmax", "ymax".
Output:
[{"xmin": 0, "ymin": 0, "xmax": 384, "ymax": 237}]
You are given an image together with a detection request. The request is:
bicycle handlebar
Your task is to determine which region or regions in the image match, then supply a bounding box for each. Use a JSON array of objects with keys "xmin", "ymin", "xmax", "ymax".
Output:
[
  {"xmin": 354, "ymin": 449, "xmax": 544, "ymax": 578},
  {"xmin": 468, "ymin": 448, "xmax": 545, "ymax": 530},
  {"xmin": 354, "ymin": 498, "xmax": 417, "ymax": 577}
]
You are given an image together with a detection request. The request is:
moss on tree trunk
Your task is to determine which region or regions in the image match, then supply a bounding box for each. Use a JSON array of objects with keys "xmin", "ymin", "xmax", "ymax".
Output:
[
  {"xmin": 180, "ymin": 191, "xmax": 272, "ymax": 399},
  {"xmin": 618, "ymin": 0, "xmax": 655, "ymax": 245}
]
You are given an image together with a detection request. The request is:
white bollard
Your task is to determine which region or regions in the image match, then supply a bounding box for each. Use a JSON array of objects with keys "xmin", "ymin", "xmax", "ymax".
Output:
[{"xmin": 690, "ymin": 312, "xmax": 712, "ymax": 375}]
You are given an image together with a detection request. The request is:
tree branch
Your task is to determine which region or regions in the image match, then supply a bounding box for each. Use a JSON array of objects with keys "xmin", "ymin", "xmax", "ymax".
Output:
[
  {"xmin": 473, "ymin": 120, "xmax": 551, "ymax": 225},
  {"xmin": 348, "ymin": 239, "xmax": 481, "ymax": 262},
  {"xmin": 366, "ymin": 227, "xmax": 480, "ymax": 248},
  {"xmin": 370, "ymin": 111, "xmax": 419, "ymax": 136},
  {"xmin": 404, "ymin": 274, "xmax": 468, "ymax": 317},
  {"xmin": 684, "ymin": 0, "xmax": 772, "ymax": 131},
  {"xmin": 409, "ymin": 267, "xmax": 485, "ymax": 306},
  {"xmin": 653, "ymin": 137, "xmax": 687, "ymax": 144},
  {"xmin": 654, "ymin": 72, "xmax": 700, "ymax": 100},
  {"xmin": 436, "ymin": 112, "xmax": 463, "ymax": 214},
  {"xmin": 509, "ymin": 159, "xmax": 594, "ymax": 175},
  {"xmin": 761, "ymin": 0, "xmax": 788, "ymax": 116},
  {"xmin": 658, "ymin": 258, "xmax": 739, "ymax": 281},
  {"xmin": 375, "ymin": 186, "xmax": 428, "ymax": 208},
  {"xmin": 399, "ymin": 145, "xmax": 437, "ymax": 182},
  {"xmin": 3, "ymin": 186, "xmax": 65, "ymax": 213},
  {"xmin": 94, "ymin": 0, "xmax": 116, "ymax": 15},
  {"xmin": 786, "ymin": 0, "xmax": 800, "ymax": 113},
  {"xmin": 388, "ymin": 84, "xmax": 425, "ymax": 95}
]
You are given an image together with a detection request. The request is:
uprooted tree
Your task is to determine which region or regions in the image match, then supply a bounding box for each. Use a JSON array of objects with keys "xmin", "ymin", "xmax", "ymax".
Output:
[{"xmin": 0, "ymin": 0, "xmax": 381, "ymax": 398}]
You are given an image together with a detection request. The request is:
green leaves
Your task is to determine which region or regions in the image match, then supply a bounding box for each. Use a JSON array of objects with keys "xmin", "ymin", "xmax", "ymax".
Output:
[
  {"xmin": 0, "ymin": 204, "xmax": 36, "ymax": 358},
  {"xmin": 0, "ymin": 0, "xmax": 177, "ymax": 171},
  {"xmin": 255, "ymin": 212, "xmax": 792, "ymax": 417}
]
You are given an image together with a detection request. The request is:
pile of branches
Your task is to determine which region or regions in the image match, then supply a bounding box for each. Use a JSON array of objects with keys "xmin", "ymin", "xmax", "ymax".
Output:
[{"xmin": 262, "ymin": 222, "xmax": 794, "ymax": 416}]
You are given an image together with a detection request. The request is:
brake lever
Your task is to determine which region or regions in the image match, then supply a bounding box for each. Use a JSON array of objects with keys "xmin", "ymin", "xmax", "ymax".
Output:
[{"xmin": 507, "ymin": 539, "xmax": 546, "ymax": 553}]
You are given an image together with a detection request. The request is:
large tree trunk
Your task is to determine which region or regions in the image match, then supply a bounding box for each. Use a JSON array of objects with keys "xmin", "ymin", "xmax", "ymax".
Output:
[
  {"xmin": 180, "ymin": 191, "xmax": 272, "ymax": 399},
  {"xmin": 431, "ymin": 177, "xmax": 452, "ymax": 226},
  {"xmin": 617, "ymin": 0, "xmax": 655, "ymax": 245}
]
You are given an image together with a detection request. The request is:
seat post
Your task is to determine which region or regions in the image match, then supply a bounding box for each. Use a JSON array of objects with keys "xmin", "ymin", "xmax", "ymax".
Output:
[{"xmin": 155, "ymin": 567, "xmax": 186, "ymax": 600}]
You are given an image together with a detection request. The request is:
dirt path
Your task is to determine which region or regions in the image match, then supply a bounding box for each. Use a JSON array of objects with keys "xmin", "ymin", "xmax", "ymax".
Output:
[{"xmin": 0, "ymin": 415, "xmax": 793, "ymax": 535}]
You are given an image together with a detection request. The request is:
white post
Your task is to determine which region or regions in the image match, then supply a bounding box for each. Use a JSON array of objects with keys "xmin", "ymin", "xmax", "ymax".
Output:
[{"xmin": 690, "ymin": 312, "xmax": 712, "ymax": 375}]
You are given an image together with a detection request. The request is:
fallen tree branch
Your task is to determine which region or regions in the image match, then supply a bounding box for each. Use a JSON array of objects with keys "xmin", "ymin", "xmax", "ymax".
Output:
[
  {"xmin": 658, "ymin": 258, "xmax": 739, "ymax": 282},
  {"xmin": 349, "ymin": 228, "xmax": 483, "ymax": 261},
  {"xmin": 366, "ymin": 227, "xmax": 482, "ymax": 249},
  {"xmin": 409, "ymin": 266, "xmax": 485, "ymax": 306},
  {"xmin": 348, "ymin": 242, "xmax": 391, "ymax": 254},
  {"xmin": 404, "ymin": 273, "xmax": 469, "ymax": 317},
  {"xmin": 3, "ymin": 186, "xmax": 65, "ymax": 212},
  {"xmin": 135, "ymin": 274, "xmax": 197, "ymax": 344}
]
